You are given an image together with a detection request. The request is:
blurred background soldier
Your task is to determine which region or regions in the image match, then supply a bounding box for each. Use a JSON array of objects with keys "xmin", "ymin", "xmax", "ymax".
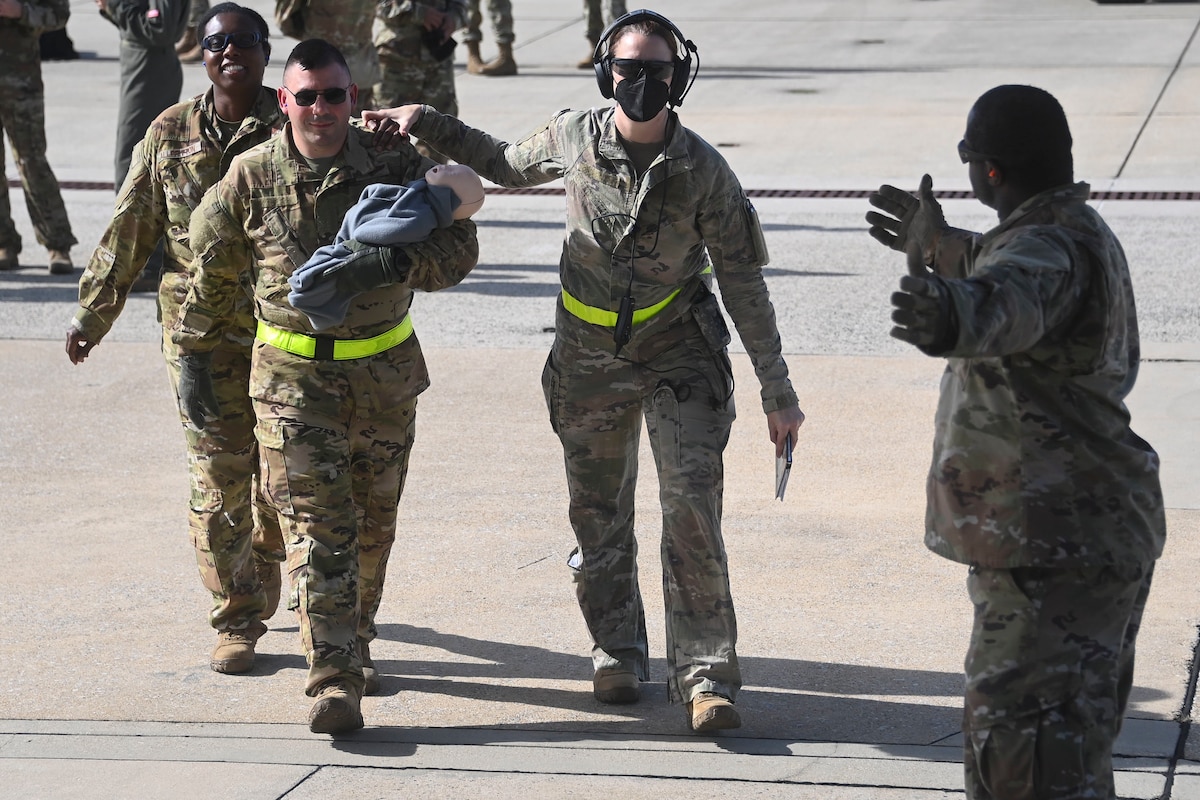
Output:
[
  {"xmin": 867, "ymin": 84, "xmax": 1167, "ymax": 799},
  {"xmin": 174, "ymin": 0, "xmax": 209, "ymax": 62},
  {"xmin": 374, "ymin": 0, "xmax": 467, "ymax": 162},
  {"xmin": 577, "ymin": 0, "xmax": 624, "ymax": 68},
  {"xmin": 0, "ymin": 0, "xmax": 76, "ymax": 275},
  {"xmin": 273, "ymin": 0, "xmax": 380, "ymax": 112},
  {"xmin": 463, "ymin": 0, "xmax": 515, "ymax": 76},
  {"xmin": 66, "ymin": 2, "xmax": 286, "ymax": 678},
  {"xmin": 96, "ymin": 0, "xmax": 190, "ymax": 291},
  {"xmin": 95, "ymin": 0, "xmax": 190, "ymax": 189}
]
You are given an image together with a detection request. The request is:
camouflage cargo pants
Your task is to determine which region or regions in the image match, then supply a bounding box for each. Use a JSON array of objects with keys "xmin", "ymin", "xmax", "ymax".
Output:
[
  {"xmin": 163, "ymin": 333, "xmax": 284, "ymax": 631},
  {"xmin": 463, "ymin": 0, "xmax": 514, "ymax": 44},
  {"xmin": 963, "ymin": 562, "xmax": 1154, "ymax": 800},
  {"xmin": 374, "ymin": 39, "xmax": 459, "ymax": 117},
  {"xmin": 374, "ymin": 42, "xmax": 459, "ymax": 163},
  {"xmin": 585, "ymin": 0, "xmax": 627, "ymax": 41},
  {"xmin": 0, "ymin": 70, "xmax": 76, "ymax": 254},
  {"xmin": 542, "ymin": 319, "xmax": 740, "ymax": 705},
  {"xmin": 254, "ymin": 395, "xmax": 416, "ymax": 696}
]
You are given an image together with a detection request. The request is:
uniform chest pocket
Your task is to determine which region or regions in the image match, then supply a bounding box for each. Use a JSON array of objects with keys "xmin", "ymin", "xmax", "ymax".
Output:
[{"xmin": 263, "ymin": 207, "xmax": 312, "ymax": 274}]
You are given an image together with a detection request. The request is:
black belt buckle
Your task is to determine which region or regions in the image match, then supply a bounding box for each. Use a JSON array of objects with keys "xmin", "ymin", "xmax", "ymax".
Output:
[{"xmin": 313, "ymin": 335, "xmax": 336, "ymax": 360}]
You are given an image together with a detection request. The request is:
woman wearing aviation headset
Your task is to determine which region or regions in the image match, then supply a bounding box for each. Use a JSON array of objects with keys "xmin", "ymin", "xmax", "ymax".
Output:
[{"xmin": 366, "ymin": 8, "xmax": 803, "ymax": 734}]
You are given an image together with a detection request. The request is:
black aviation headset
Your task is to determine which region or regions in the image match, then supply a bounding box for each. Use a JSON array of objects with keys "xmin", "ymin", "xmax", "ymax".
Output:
[{"xmin": 592, "ymin": 9, "xmax": 699, "ymax": 108}]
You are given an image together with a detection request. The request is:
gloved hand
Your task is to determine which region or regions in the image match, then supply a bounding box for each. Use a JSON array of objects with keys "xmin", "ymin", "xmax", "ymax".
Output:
[
  {"xmin": 178, "ymin": 351, "xmax": 220, "ymax": 429},
  {"xmin": 866, "ymin": 174, "xmax": 947, "ymax": 263},
  {"xmin": 324, "ymin": 240, "xmax": 413, "ymax": 295},
  {"xmin": 890, "ymin": 242, "xmax": 954, "ymax": 350}
]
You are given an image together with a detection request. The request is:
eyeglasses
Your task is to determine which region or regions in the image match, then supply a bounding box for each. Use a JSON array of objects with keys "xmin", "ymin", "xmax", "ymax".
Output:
[
  {"xmin": 957, "ymin": 138, "xmax": 997, "ymax": 164},
  {"xmin": 283, "ymin": 86, "xmax": 350, "ymax": 107},
  {"xmin": 610, "ymin": 58, "xmax": 674, "ymax": 82},
  {"xmin": 201, "ymin": 30, "xmax": 263, "ymax": 52}
]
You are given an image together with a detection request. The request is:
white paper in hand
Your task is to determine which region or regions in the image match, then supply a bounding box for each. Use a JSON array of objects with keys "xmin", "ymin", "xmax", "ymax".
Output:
[{"xmin": 775, "ymin": 434, "xmax": 792, "ymax": 501}]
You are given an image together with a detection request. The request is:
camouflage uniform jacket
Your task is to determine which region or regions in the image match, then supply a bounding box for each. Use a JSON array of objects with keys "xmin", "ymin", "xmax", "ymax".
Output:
[
  {"xmin": 75, "ymin": 87, "xmax": 284, "ymax": 349},
  {"xmin": 172, "ymin": 123, "xmax": 479, "ymax": 410},
  {"xmin": 923, "ymin": 182, "xmax": 1166, "ymax": 569},
  {"xmin": 0, "ymin": 0, "xmax": 68, "ymax": 70},
  {"xmin": 376, "ymin": 0, "xmax": 468, "ymax": 44},
  {"xmin": 412, "ymin": 105, "xmax": 797, "ymax": 413},
  {"xmin": 294, "ymin": 0, "xmax": 375, "ymax": 51}
]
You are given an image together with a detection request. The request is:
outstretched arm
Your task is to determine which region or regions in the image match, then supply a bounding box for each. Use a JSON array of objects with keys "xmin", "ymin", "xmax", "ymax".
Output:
[{"xmin": 866, "ymin": 174, "xmax": 978, "ymax": 278}]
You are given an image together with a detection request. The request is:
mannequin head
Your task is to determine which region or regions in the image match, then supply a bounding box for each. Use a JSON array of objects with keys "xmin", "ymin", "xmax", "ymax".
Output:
[{"xmin": 426, "ymin": 164, "xmax": 485, "ymax": 220}]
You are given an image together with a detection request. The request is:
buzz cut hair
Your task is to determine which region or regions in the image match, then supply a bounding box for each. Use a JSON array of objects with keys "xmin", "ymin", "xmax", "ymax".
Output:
[{"xmin": 285, "ymin": 38, "xmax": 350, "ymax": 78}]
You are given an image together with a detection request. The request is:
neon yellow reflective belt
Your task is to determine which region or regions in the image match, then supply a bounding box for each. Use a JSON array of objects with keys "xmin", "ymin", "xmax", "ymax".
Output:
[
  {"xmin": 560, "ymin": 266, "xmax": 712, "ymax": 327},
  {"xmin": 256, "ymin": 315, "xmax": 414, "ymax": 360}
]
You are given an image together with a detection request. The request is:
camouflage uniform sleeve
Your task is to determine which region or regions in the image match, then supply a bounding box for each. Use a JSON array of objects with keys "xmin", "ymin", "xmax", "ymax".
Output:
[
  {"xmin": 932, "ymin": 228, "xmax": 981, "ymax": 279},
  {"xmin": 934, "ymin": 228, "xmax": 1085, "ymax": 358},
  {"xmin": 410, "ymin": 106, "xmax": 566, "ymax": 188},
  {"xmin": 700, "ymin": 176, "xmax": 797, "ymax": 413},
  {"xmin": 401, "ymin": 218, "xmax": 479, "ymax": 292},
  {"xmin": 376, "ymin": 0, "xmax": 417, "ymax": 22},
  {"xmin": 73, "ymin": 130, "xmax": 169, "ymax": 343},
  {"xmin": 171, "ymin": 179, "xmax": 254, "ymax": 352},
  {"xmin": 444, "ymin": 0, "xmax": 468, "ymax": 29},
  {"xmin": 21, "ymin": 0, "xmax": 70, "ymax": 31},
  {"xmin": 104, "ymin": 0, "xmax": 184, "ymax": 47}
]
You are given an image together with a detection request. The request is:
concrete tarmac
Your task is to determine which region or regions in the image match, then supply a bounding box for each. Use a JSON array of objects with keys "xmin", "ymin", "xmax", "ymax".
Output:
[{"xmin": 2, "ymin": 1, "xmax": 1199, "ymax": 798}]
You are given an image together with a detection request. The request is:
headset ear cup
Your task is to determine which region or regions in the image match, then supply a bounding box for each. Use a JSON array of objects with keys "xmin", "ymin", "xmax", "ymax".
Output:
[
  {"xmin": 670, "ymin": 56, "xmax": 690, "ymax": 106},
  {"xmin": 595, "ymin": 57, "xmax": 614, "ymax": 99}
]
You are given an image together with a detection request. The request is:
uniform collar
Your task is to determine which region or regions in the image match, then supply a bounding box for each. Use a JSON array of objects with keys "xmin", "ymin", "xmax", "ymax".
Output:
[
  {"xmin": 598, "ymin": 107, "xmax": 692, "ymax": 171},
  {"xmin": 198, "ymin": 86, "xmax": 284, "ymax": 133},
  {"xmin": 999, "ymin": 182, "xmax": 1090, "ymax": 228}
]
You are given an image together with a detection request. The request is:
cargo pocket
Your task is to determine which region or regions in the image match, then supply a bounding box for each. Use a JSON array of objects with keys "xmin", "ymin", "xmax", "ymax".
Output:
[
  {"xmin": 254, "ymin": 416, "xmax": 296, "ymax": 517},
  {"xmin": 187, "ymin": 486, "xmax": 223, "ymax": 553},
  {"xmin": 541, "ymin": 351, "xmax": 564, "ymax": 436},
  {"xmin": 286, "ymin": 538, "xmax": 313, "ymax": 613}
]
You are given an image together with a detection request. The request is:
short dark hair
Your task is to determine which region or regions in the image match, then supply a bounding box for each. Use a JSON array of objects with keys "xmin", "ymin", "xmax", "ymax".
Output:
[
  {"xmin": 196, "ymin": 2, "xmax": 270, "ymax": 43},
  {"xmin": 967, "ymin": 85, "xmax": 1073, "ymax": 188},
  {"xmin": 285, "ymin": 39, "xmax": 350, "ymax": 79},
  {"xmin": 607, "ymin": 19, "xmax": 678, "ymax": 59}
]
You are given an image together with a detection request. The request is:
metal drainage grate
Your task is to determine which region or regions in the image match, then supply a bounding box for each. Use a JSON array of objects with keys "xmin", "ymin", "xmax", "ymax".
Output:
[{"xmin": 18, "ymin": 180, "xmax": 1200, "ymax": 201}]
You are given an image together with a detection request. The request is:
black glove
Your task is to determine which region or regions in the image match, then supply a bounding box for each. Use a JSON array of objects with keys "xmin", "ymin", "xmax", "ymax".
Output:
[
  {"xmin": 421, "ymin": 26, "xmax": 457, "ymax": 61},
  {"xmin": 866, "ymin": 174, "xmax": 947, "ymax": 261},
  {"xmin": 178, "ymin": 352, "xmax": 220, "ymax": 429},
  {"xmin": 325, "ymin": 240, "xmax": 413, "ymax": 295},
  {"xmin": 890, "ymin": 242, "xmax": 955, "ymax": 350}
]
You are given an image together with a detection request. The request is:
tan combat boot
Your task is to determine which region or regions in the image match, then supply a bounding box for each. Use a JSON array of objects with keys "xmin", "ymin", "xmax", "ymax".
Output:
[
  {"xmin": 176, "ymin": 27, "xmax": 203, "ymax": 63},
  {"xmin": 688, "ymin": 692, "xmax": 741, "ymax": 733},
  {"xmin": 479, "ymin": 42, "xmax": 517, "ymax": 76},
  {"xmin": 593, "ymin": 668, "xmax": 639, "ymax": 704},
  {"xmin": 47, "ymin": 249, "xmax": 73, "ymax": 275},
  {"xmin": 577, "ymin": 37, "xmax": 599, "ymax": 69},
  {"xmin": 210, "ymin": 619, "xmax": 267, "ymax": 674},
  {"xmin": 308, "ymin": 680, "xmax": 364, "ymax": 734},
  {"xmin": 466, "ymin": 40, "xmax": 485, "ymax": 74},
  {"xmin": 0, "ymin": 247, "xmax": 17, "ymax": 271}
]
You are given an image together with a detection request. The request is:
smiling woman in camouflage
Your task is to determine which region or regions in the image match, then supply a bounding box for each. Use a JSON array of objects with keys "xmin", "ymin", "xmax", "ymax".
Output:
[
  {"xmin": 67, "ymin": 2, "xmax": 288, "ymax": 681},
  {"xmin": 367, "ymin": 9, "xmax": 805, "ymax": 735}
]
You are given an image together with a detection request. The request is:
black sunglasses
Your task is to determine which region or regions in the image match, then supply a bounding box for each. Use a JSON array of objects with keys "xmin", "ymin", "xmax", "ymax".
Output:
[
  {"xmin": 201, "ymin": 30, "xmax": 263, "ymax": 53},
  {"xmin": 957, "ymin": 138, "xmax": 997, "ymax": 164},
  {"xmin": 283, "ymin": 86, "xmax": 350, "ymax": 107},
  {"xmin": 610, "ymin": 58, "xmax": 674, "ymax": 82}
]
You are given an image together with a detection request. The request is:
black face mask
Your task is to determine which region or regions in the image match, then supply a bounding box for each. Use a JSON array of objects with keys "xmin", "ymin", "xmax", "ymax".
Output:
[{"xmin": 614, "ymin": 74, "xmax": 671, "ymax": 122}]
